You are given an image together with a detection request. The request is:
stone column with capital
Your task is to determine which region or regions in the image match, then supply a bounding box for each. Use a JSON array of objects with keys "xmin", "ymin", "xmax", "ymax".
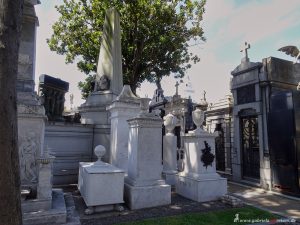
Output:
[
  {"xmin": 162, "ymin": 113, "xmax": 178, "ymax": 185},
  {"xmin": 124, "ymin": 99, "xmax": 171, "ymax": 210}
]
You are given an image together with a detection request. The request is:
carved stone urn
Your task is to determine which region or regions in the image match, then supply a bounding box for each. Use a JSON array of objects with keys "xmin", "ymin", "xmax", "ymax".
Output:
[
  {"xmin": 163, "ymin": 113, "xmax": 177, "ymax": 136},
  {"xmin": 94, "ymin": 145, "xmax": 106, "ymax": 163},
  {"xmin": 191, "ymin": 107, "xmax": 205, "ymax": 134},
  {"xmin": 140, "ymin": 98, "xmax": 151, "ymax": 115}
]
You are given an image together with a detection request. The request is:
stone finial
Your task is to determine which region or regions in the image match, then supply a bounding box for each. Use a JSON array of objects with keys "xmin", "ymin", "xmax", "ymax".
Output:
[
  {"xmin": 163, "ymin": 113, "xmax": 177, "ymax": 136},
  {"xmin": 140, "ymin": 98, "xmax": 151, "ymax": 115},
  {"xmin": 94, "ymin": 145, "xmax": 106, "ymax": 163},
  {"xmin": 198, "ymin": 90, "xmax": 208, "ymax": 110},
  {"xmin": 189, "ymin": 108, "xmax": 206, "ymax": 135}
]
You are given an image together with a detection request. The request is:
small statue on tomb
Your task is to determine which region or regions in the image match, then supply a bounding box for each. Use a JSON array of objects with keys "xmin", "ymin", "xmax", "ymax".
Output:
[
  {"xmin": 95, "ymin": 74, "xmax": 110, "ymax": 91},
  {"xmin": 153, "ymin": 79, "xmax": 164, "ymax": 102}
]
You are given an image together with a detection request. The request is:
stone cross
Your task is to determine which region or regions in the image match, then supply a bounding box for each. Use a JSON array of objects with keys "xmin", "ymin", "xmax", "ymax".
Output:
[
  {"xmin": 240, "ymin": 42, "xmax": 251, "ymax": 60},
  {"xmin": 175, "ymin": 81, "xmax": 179, "ymax": 96},
  {"xmin": 95, "ymin": 8, "xmax": 123, "ymax": 95},
  {"xmin": 203, "ymin": 90, "xmax": 206, "ymax": 100}
]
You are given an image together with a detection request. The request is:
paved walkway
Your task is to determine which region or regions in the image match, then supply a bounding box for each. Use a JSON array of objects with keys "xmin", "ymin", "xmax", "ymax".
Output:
[{"xmin": 228, "ymin": 182, "xmax": 300, "ymax": 221}]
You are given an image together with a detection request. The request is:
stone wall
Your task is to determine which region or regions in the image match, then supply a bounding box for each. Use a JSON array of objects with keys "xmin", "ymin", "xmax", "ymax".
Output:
[{"xmin": 44, "ymin": 123, "xmax": 94, "ymax": 185}]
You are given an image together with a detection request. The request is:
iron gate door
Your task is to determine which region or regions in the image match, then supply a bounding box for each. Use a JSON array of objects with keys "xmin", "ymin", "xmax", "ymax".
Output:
[{"xmin": 241, "ymin": 116, "xmax": 260, "ymax": 180}]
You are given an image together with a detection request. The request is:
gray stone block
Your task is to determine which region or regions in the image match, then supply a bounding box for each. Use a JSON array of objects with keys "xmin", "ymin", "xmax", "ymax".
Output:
[
  {"xmin": 23, "ymin": 189, "xmax": 67, "ymax": 225},
  {"xmin": 124, "ymin": 183, "xmax": 171, "ymax": 210}
]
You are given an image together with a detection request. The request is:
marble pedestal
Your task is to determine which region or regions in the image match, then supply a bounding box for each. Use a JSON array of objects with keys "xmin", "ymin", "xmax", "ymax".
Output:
[
  {"xmin": 78, "ymin": 146, "xmax": 125, "ymax": 214},
  {"xmin": 79, "ymin": 90, "xmax": 117, "ymax": 162},
  {"xmin": 107, "ymin": 85, "xmax": 140, "ymax": 172},
  {"xmin": 163, "ymin": 135, "xmax": 178, "ymax": 185},
  {"xmin": 175, "ymin": 130, "xmax": 227, "ymax": 202},
  {"xmin": 124, "ymin": 183, "xmax": 171, "ymax": 210},
  {"xmin": 79, "ymin": 91, "xmax": 117, "ymax": 125},
  {"xmin": 124, "ymin": 110, "xmax": 171, "ymax": 210}
]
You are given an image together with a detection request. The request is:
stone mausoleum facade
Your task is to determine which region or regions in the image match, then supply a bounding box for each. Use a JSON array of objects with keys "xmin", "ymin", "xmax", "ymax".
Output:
[{"xmin": 206, "ymin": 53, "xmax": 300, "ymax": 197}]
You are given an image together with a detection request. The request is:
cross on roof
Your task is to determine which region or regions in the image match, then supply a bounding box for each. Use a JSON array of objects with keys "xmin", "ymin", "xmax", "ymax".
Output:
[{"xmin": 240, "ymin": 42, "xmax": 251, "ymax": 60}]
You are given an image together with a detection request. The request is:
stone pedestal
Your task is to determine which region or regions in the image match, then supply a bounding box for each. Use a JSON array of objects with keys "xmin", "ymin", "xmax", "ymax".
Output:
[
  {"xmin": 162, "ymin": 113, "xmax": 178, "ymax": 185},
  {"xmin": 79, "ymin": 91, "xmax": 116, "ymax": 162},
  {"xmin": 107, "ymin": 85, "xmax": 140, "ymax": 172},
  {"xmin": 18, "ymin": 102, "xmax": 47, "ymax": 195},
  {"xmin": 79, "ymin": 91, "xmax": 116, "ymax": 125},
  {"xmin": 78, "ymin": 145, "xmax": 125, "ymax": 214},
  {"xmin": 176, "ymin": 130, "xmax": 227, "ymax": 202},
  {"xmin": 124, "ymin": 102, "xmax": 171, "ymax": 210},
  {"xmin": 176, "ymin": 108, "xmax": 227, "ymax": 202},
  {"xmin": 163, "ymin": 135, "xmax": 178, "ymax": 185}
]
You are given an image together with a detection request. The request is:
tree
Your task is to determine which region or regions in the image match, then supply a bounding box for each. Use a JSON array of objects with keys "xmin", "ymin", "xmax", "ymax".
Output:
[
  {"xmin": 0, "ymin": 0, "xmax": 23, "ymax": 224},
  {"xmin": 48, "ymin": 0, "xmax": 206, "ymax": 98}
]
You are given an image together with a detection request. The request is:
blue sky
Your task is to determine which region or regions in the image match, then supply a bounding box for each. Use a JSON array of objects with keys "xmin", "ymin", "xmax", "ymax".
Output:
[{"xmin": 34, "ymin": 0, "xmax": 300, "ymax": 108}]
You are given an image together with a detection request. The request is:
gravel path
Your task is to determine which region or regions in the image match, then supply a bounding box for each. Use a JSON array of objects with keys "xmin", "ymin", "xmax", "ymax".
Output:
[{"xmin": 71, "ymin": 191, "xmax": 231, "ymax": 225}]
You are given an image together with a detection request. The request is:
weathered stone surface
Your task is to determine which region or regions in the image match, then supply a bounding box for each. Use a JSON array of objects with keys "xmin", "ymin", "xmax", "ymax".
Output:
[
  {"xmin": 124, "ymin": 105, "xmax": 171, "ymax": 209},
  {"xmin": 175, "ymin": 122, "xmax": 227, "ymax": 202},
  {"xmin": 95, "ymin": 8, "xmax": 123, "ymax": 95},
  {"xmin": 23, "ymin": 189, "xmax": 67, "ymax": 225},
  {"xmin": 163, "ymin": 135, "xmax": 177, "ymax": 185},
  {"xmin": 124, "ymin": 184, "xmax": 171, "ymax": 210},
  {"xmin": 107, "ymin": 85, "xmax": 140, "ymax": 172}
]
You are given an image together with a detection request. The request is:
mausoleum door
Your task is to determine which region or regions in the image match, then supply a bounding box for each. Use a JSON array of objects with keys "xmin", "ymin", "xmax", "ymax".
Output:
[{"xmin": 241, "ymin": 116, "xmax": 260, "ymax": 180}]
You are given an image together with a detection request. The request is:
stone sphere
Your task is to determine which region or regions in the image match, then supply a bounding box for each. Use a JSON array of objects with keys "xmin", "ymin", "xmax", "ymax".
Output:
[
  {"xmin": 192, "ymin": 108, "xmax": 205, "ymax": 128},
  {"xmin": 163, "ymin": 113, "xmax": 177, "ymax": 135},
  {"xmin": 94, "ymin": 145, "xmax": 106, "ymax": 161}
]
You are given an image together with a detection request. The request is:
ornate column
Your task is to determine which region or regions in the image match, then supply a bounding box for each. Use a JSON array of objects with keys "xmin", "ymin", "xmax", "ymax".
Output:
[{"xmin": 162, "ymin": 113, "xmax": 178, "ymax": 185}]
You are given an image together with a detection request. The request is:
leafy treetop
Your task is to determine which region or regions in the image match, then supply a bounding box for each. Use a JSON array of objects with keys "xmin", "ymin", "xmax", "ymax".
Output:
[{"xmin": 48, "ymin": 0, "xmax": 206, "ymax": 98}]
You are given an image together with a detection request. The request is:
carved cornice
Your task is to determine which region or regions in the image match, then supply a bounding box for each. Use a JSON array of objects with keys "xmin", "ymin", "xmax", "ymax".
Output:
[{"xmin": 127, "ymin": 116, "xmax": 162, "ymax": 128}]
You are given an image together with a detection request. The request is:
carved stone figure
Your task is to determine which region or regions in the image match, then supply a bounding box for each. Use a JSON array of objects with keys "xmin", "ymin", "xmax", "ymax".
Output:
[
  {"xmin": 20, "ymin": 132, "xmax": 38, "ymax": 183},
  {"xmin": 95, "ymin": 75, "xmax": 110, "ymax": 91}
]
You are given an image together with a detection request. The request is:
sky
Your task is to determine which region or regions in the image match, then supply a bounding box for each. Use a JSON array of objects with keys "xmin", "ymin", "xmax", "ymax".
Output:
[{"xmin": 34, "ymin": 0, "xmax": 300, "ymax": 109}]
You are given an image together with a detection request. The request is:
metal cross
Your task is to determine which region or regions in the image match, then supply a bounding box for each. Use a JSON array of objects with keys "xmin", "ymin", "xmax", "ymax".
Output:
[
  {"xmin": 240, "ymin": 42, "xmax": 251, "ymax": 59},
  {"xmin": 175, "ymin": 81, "xmax": 179, "ymax": 95}
]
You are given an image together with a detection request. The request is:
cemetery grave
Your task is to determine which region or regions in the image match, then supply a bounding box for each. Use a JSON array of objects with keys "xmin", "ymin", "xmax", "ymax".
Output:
[{"xmin": 5, "ymin": 1, "xmax": 300, "ymax": 224}]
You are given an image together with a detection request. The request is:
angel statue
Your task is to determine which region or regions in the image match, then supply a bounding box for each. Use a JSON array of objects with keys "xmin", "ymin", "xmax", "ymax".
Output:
[{"xmin": 278, "ymin": 45, "xmax": 300, "ymax": 64}]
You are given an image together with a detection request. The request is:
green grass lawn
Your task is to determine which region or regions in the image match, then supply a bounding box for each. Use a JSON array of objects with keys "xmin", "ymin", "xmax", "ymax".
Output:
[{"xmin": 117, "ymin": 206, "xmax": 280, "ymax": 225}]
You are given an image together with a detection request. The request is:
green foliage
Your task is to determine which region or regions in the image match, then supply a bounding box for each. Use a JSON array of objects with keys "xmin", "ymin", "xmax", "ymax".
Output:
[
  {"xmin": 116, "ymin": 206, "xmax": 279, "ymax": 225},
  {"xmin": 48, "ymin": 0, "xmax": 206, "ymax": 98}
]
